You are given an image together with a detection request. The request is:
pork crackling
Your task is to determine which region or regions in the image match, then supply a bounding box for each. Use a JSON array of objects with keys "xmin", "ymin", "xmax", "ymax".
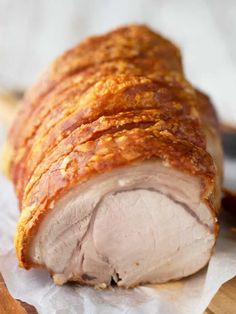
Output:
[{"xmin": 3, "ymin": 25, "xmax": 223, "ymax": 288}]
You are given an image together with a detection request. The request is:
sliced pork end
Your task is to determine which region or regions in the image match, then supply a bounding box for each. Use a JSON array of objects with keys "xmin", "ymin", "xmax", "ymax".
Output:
[{"xmin": 30, "ymin": 161, "xmax": 216, "ymax": 287}]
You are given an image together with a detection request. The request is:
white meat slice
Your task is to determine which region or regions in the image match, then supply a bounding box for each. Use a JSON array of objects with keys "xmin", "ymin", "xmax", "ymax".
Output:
[{"xmin": 30, "ymin": 161, "xmax": 215, "ymax": 287}]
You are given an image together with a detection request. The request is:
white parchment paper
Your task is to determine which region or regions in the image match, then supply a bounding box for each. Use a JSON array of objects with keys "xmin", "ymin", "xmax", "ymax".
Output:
[{"xmin": 0, "ymin": 126, "xmax": 236, "ymax": 314}]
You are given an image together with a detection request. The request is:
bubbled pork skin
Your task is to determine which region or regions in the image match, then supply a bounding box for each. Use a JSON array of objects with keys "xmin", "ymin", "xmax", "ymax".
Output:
[{"xmin": 4, "ymin": 25, "xmax": 222, "ymax": 287}]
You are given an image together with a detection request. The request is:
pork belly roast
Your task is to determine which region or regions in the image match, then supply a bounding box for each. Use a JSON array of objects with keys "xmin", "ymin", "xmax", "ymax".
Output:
[{"xmin": 3, "ymin": 25, "xmax": 223, "ymax": 288}]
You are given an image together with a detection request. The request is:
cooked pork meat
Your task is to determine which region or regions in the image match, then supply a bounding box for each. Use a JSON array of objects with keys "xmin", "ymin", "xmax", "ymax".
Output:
[
  {"xmin": 3, "ymin": 25, "xmax": 222, "ymax": 287},
  {"xmin": 30, "ymin": 162, "xmax": 216, "ymax": 287}
]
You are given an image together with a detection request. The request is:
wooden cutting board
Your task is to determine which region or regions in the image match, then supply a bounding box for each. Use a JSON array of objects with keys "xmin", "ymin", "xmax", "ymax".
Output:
[{"xmin": 0, "ymin": 90, "xmax": 236, "ymax": 314}]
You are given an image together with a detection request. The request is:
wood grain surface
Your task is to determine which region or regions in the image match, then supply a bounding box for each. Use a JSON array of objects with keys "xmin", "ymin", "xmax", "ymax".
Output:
[
  {"xmin": 0, "ymin": 274, "xmax": 36, "ymax": 314},
  {"xmin": 0, "ymin": 90, "xmax": 235, "ymax": 313}
]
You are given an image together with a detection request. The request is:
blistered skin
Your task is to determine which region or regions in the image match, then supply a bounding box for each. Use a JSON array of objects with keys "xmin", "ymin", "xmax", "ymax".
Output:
[{"xmin": 4, "ymin": 25, "xmax": 222, "ymax": 284}]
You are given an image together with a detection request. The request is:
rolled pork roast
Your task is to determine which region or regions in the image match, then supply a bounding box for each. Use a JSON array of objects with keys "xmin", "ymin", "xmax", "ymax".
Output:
[{"xmin": 3, "ymin": 25, "xmax": 223, "ymax": 288}]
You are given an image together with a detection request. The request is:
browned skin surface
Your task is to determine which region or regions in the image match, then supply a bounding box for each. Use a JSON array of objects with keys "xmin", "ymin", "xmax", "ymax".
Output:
[
  {"xmin": 8, "ymin": 25, "xmax": 182, "ymax": 158},
  {"xmin": 4, "ymin": 25, "xmax": 221, "ymax": 270}
]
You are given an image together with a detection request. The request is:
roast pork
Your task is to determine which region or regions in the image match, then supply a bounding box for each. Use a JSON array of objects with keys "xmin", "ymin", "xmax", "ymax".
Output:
[{"xmin": 3, "ymin": 25, "xmax": 222, "ymax": 287}]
